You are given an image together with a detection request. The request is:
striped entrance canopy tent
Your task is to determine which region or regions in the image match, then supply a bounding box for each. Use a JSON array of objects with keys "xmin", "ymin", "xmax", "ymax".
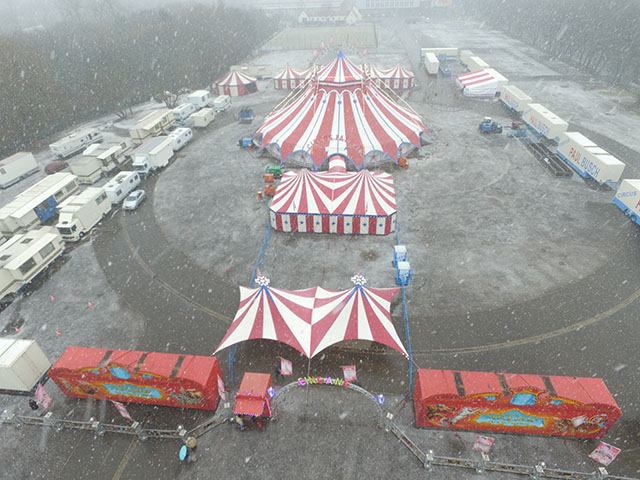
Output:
[
  {"xmin": 269, "ymin": 168, "xmax": 397, "ymax": 235},
  {"xmin": 213, "ymin": 274, "xmax": 408, "ymax": 358},
  {"xmin": 455, "ymin": 69, "xmax": 509, "ymax": 98},
  {"xmin": 255, "ymin": 51, "xmax": 429, "ymax": 170},
  {"xmin": 368, "ymin": 64, "xmax": 414, "ymax": 90},
  {"xmin": 216, "ymin": 70, "xmax": 258, "ymax": 97},
  {"xmin": 273, "ymin": 64, "xmax": 314, "ymax": 90}
]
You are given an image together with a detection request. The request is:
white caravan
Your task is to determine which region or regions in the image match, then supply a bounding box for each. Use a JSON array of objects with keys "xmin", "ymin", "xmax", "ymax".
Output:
[
  {"xmin": 0, "ymin": 152, "xmax": 39, "ymax": 189},
  {"xmin": 173, "ymin": 103, "xmax": 197, "ymax": 121},
  {"xmin": 104, "ymin": 171, "xmax": 141, "ymax": 204},
  {"xmin": 55, "ymin": 187, "xmax": 111, "ymax": 242},
  {"xmin": 168, "ymin": 128, "xmax": 193, "ymax": 151},
  {"xmin": 211, "ymin": 95, "xmax": 231, "ymax": 112},
  {"xmin": 186, "ymin": 90, "xmax": 212, "ymax": 109},
  {"xmin": 49, "ymin": 128, "xmax": 103, "ymax": 158},
  {"xmin": 191, "ymin": 108, "xmax": 216, "ymax": 128}
]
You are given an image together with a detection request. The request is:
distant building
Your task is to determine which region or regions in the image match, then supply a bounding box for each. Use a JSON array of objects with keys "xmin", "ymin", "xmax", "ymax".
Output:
[
  {"xmin": 243, "ymin": 0, "xmax": 344, "ymax": 11},
  {"xmin": 354, "ymin": 0, "xmax": 420, "ymax": 9},
  {"xmin": 298, "ymin": 6, "xmax": 362, "ymax": 25}
]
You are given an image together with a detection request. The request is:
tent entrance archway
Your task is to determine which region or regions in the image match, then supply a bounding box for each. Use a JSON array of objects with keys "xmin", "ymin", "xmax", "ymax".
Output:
[{"xmin": 271, "ymin": 377, "xmax": 385, "ymax": 428}]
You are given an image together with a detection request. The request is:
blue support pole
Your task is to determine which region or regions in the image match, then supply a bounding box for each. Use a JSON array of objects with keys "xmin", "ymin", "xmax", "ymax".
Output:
[
  {"xmin": 395, "ymin": 223, "xmax": 414, "ymax": 392},
  {"xmin": 229, "ymin": 218, "xmax": 272, "ymax": 383}
]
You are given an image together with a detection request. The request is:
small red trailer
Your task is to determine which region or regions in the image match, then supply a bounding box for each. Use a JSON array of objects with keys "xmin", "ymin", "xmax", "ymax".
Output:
[
  {"xmin": 234, "ymin": 372, "xmax": 273, "ymax": 419},
  {"xmin": 49, "ymin": 346, "xmax": 224, "ymax": 411},
  {"xmin": 414, "ymin": 369, "xmax": 621, "ymax": 438}
]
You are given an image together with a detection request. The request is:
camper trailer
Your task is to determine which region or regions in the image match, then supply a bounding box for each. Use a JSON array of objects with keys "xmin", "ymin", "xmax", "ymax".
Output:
[
  {"xmin": 211, "ymin": 95, "xmax": 231, "ymax": 112},
  {"xmin": 0, "ymin": 173, "xmax": 79, "ymax": 236},
  {"xmin": 70, "ymin": 140, "xmax": 133, "ymax": 184},
  {"xmin": 0, "ymin": 152, "xmax": 39, "ymax": 189},
  {"xmin": 168, "ymin": 128, "xmax": 193, "ymax": 151},
  {"xmin": 49, "ymin": 128, "xmax": 103, "ymax": 158},
  {"xmin": 56, "ymin": 187, "xmax": 111, "ymax": 242},
  {"xmin": 132, "ymin": 137, "xmax": 174, "ymax": 177},
  {"xmin": 129, "ymin": 109, "xmax": 175, "ymax": 143},
  {"xmin": 172, "ymin": 103, "xmax": 197, "ymax": 122},
  {"xmin": 186, "ymin": 90, "xmax": 212, "ymax": 109},
  {"xmin": 104, "ymin": 171, "xmax": 141, "ymax": 204},
  {"xmin": 191, "ymin": 108, "xmax": 216, "ymax": 128},
  {"xmin": 0, "ymin": 226, "xmax": 65, "ymax": 303}
]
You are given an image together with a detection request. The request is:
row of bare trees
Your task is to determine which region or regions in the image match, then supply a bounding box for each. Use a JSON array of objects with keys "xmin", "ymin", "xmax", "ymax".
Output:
[
  {"xmin": 0, "ymin": 3, "xmax": 277, "ymax": 158},
  {"xmin": 456, "ymin": 0, "xmax": 640, "ymax": 86}
]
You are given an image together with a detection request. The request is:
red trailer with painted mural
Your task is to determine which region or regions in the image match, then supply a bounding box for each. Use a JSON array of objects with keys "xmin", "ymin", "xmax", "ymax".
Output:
[
  {"xmin": 413, "ymin": 369, "xmax": 621, "ymax": 438},
  {"xmin": 49, "ymin": 346, "xmax": 224, "ymax": 411}
]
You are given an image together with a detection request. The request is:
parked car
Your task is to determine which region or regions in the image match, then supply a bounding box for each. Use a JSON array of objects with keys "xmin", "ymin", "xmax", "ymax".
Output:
[
  {"xmin": 44, "ymin": 161, "xmax": 68, "ymax": 175},
  {"xmin": 122, "ymin": 190, "xmax": 146, "ymax": 210}
]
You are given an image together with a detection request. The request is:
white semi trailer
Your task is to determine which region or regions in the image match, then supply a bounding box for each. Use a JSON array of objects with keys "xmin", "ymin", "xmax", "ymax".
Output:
[
  {"xmin": 132, "ymin": 136, "xmax": 173, "ymax": 177},
  {"xmin": 500, "ymin": 85, "xmax": 532, "ymax": 114},
  {"xmin": 556, "ymin": 132, "xmax": 625, "ymax": 186},
  {"xmin": 56, "ymin": 187, "xmax": 111, "ymax": 242},
  {"xmin": 613, "ymin": 179, "xmax": 640, "ymax": 225},
  {"xmin": 522, "ymin": 103, "xmax": 568, "ymax": 142}
]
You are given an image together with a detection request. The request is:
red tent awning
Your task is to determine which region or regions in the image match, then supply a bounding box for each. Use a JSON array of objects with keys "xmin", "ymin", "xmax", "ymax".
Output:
[{"xmin": 234, "ymin": 396, "xmax": 266, "ymax": 416}]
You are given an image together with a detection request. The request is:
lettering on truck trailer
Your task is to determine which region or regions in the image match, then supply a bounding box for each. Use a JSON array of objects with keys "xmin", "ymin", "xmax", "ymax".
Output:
[
  {"xmin": 536, "ymin": 120, "xmax": 550, "ymax": 138},
  {"xmin": 568, "ymin": 147, "xmax": 581, "ymax": 164},
  {"xmin": 580, "ymin": 157, "xmax": 600, "ymax": 179},
  {"xmin": 616, "ymin": 191, "xmax": 636, "ymax": 198}
]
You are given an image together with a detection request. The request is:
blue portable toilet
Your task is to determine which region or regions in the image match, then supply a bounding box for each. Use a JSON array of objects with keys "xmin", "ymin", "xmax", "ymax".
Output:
[
  {"xmin": 396, "ymin": 261, "xmax": 411, "ymax": 286},
  {"xmin": 393, "ymin": 245, "xmax": 407, "ymax": 267}
]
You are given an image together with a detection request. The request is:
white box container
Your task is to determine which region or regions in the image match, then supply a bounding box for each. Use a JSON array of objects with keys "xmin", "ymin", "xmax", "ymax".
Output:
[
  {"xmin": 500, "ymin": 85, "xmax": 532, "ymax": 114},
  {"xmin": 0, "ymin": 339, "xmax": 51, "ymax": 392},
  {"xmin": 186, "ymin": 90, "xmax": 211, "ymax": 109},
  {"xmin": 466, "ymin": 56, "xmax": 490, "ymax": 71},
  {"xmin": 424, "ymin": 53, "xmax": 439, "ymax": 75},
  {"xmin": 555, "ymin": 132, "xmax": 624, "ymax": 185},
  {"xmin": 459, "ymin": 50, "xmax": 474, "ymax": 66},
  {"xmin": 522, "ymin": 103, "xmax": 568, "ymax": 142},
  {"xmin": 613, "ymin": 179, "xmax": 640, "ymax": 224}
]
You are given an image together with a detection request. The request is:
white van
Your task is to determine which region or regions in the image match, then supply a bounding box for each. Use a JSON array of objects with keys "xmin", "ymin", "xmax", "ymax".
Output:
[
  {"xmin": 168, "ymin": 128, "xmax": 193, "ymax": 151},
  {"xmin": 172, "ymin": 103, "xmax": 197, "ymax": 121},
  {"xmin": 211, "ymin": 95, "xmax": 231, "ymax": 113},
  {"xmin": 103, "ymin": 171, "xmax": 141, "ymax": 204}
]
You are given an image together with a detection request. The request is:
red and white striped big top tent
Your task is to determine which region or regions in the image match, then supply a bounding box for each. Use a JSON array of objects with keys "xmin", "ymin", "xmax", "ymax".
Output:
[
  {"xmin": 255, "ymin": 51, "xmax": 429, "ymax": 170},
  {"xmin": 369, "ymin": 64, "xmax": 414, "ymax": 90},
  {"xmin": 269, "ymin": 167, "xmax": 396, "ymax": 235},
  {"xmin": 216, "ymin": 70, "xmax": 258, "ymax": 97},
  {"xmin": 273, "ymin": 64, "xmax": 313, "ymax": 90},
  {"xmin": 213, "ymin": 274, "xmax": 408, "ymax": 358},
  {"xmin": 455, "ymin": 69, "xmax": 509, "ymax": 98}
]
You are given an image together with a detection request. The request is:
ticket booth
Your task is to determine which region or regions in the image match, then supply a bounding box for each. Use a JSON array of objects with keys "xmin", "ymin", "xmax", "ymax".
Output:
[{"xmin": 234, "ymin": 372, "xmax": 273, "ymax": 419}]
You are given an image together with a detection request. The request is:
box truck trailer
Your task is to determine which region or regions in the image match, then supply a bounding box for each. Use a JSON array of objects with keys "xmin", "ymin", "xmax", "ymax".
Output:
[
  {"xmin": 191, "ymin": 108, "xmax": 216, "ymax": 128},
  {"xmin": 132, "ymin": 136, "xmax": 174, "ymax": 177},
  {"xmin": 104, "ymin": 171, "xmax": 141, "ymax": 204},
  {"xmin": 459, "ymin": 50, "xmax": 474, "ymax": 66},
  {"xmin": 0, "ymin": 226, "xmax": 65, "ymax": 303},
  {"xmin": 556, "ymin": 132, "xmax": 625, "ymax": 186},
  {"xmin": 56, "ymin": 187, "xmax": 111, "ymax": 242},
  {"xmin": 466, "ymin": 56, "xmax": 490, "ymax": 71},
  {"xmin": 0, "ymin": 339, "xmax": 51, "ymax": 395},
  {"xmin": 186, "ymin": 90, "xmax": 212, "ymax": 109},
  {"xmin": 522, "ymin": 103, "xmax": 568, "ymax": 142},
  {"xmin": 0, "ymin": 152, "xmax": 39, "ymax": 189},
  {"xmin": 500, "ymin": 85, "xmax": 532, "ymax": 114},
  {"xmin": 49, "ymin": 128, "xmax": 103, "ymax": 158},
  {"xmin": 613, "ymin": 179, "xmax": 640, "ymax": 225},
  {"xmin": 424, "ymin": 53, "xmax": 439, "ymax": 75}
]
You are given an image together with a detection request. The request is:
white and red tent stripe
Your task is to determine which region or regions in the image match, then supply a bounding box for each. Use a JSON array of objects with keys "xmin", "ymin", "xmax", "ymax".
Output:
[
  {"xmin": 369, "ymin": 64, "xmax": 414, "ymax": 90},
  {"xmin": 273, "ymin": 64, "xmax": 313, "ymax": 90},
  {"xmin": 455, "ymin": 69, "xmax": 500, "ymax": 98},
  {"xmin": 269, "ymin": 169, "xmax": 396, "ymax": 235},
  {"xmin": 216, "ymin": 70, "xmax": 258, "ymax": 97},
  {"xmin": 256, "ymin": 57, "xmax": 428, "ymax": 170},
  {"xmin": 213, "ymin": 277, "xmax": 407, "ymax": 358},
  {"xmin": 316, "ymin": 51, "xmax": 363, "ymax": 89}
]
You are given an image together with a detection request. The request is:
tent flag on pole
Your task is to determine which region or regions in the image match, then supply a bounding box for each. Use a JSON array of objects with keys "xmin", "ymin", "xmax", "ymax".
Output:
[{"xmin": 280, "ymin": 357, "xmax": 293, "ymax": 376}]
